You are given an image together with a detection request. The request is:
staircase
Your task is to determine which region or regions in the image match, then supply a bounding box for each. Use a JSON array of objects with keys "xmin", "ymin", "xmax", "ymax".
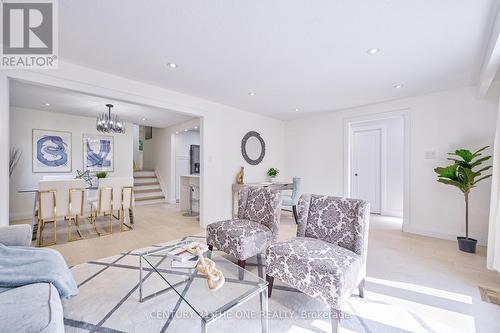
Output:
[{"xmin": 133, "ymin": 170, "xmax": 166, "ymax": 206}]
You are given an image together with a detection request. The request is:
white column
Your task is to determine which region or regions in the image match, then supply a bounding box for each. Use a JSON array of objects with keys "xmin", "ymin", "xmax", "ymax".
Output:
[
  {"xmin": 487, "ymin": 95, "xmax": 500, "ymax": 272},
  {"xmin": 0, "ymin": 74, "xmax": 9, "ymax": 226}
]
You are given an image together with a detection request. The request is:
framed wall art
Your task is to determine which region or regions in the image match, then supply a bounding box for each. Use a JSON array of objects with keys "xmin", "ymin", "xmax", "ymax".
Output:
[{"xmin": 32, "ymin": 129, "xmax": 72, "ymax": 173}]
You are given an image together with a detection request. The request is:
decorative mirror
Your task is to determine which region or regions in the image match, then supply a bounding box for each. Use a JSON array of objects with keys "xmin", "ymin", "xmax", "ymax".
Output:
[{"xmin": 241, "ymin": 131, "xmax": 265, "ymax": 165}]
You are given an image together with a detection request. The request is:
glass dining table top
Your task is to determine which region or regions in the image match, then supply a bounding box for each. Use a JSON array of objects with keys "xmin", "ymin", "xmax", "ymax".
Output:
[{"xmin": 140, "ymin": 238, "xmax": 268, "ymax": 324}]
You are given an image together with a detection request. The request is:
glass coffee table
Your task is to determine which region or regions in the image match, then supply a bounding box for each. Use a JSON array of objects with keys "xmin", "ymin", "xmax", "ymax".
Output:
[{"xmin": 139, "ymin": 239, "xmax": 268, "ymax": 332}]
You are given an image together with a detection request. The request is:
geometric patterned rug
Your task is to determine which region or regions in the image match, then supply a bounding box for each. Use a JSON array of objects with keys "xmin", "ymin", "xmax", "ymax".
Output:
[{"xmin": 62, "ymin": 236, "xmax": 423, "ymax": 333}]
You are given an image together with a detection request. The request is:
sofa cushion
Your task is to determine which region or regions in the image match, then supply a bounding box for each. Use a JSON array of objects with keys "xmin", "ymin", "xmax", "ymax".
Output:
[
  {"xmin": 241, "ymin": 187, "xmax": 282, "ymax": 238},
  {"xmin": 206, "ymin": 219, "xmax": 272, "ymax": 260},
  {"xmin": 0, "ymin": 283, "xmax": 64, "ymax": 333},
  {"xmin": 266, "ymin": 237, "xmax": 362, "ymax": 309}
]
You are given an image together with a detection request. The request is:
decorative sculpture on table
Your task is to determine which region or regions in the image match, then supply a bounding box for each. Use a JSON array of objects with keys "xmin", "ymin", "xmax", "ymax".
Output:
[
  {"xmin": 236, "ymin": 166, "xmax": 244, "ymax": 184},
  {"xmin": 186, "ymin": 243, "xmax": 225, "ymax": 291},
  {"xmin": 76, "ymin": 170, "xmax": 93, "ymax": 187}
]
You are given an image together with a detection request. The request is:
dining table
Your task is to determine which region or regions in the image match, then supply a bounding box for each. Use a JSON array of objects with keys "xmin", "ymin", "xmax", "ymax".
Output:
[{"xmin": 18, "ymin": 187, "xmax": 98, "ymax": 240}]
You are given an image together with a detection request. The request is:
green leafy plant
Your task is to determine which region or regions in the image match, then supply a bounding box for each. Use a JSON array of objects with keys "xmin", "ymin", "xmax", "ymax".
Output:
[
  {"xmin": 95, "ymin": 171, "xmax": 108, "ymax": 179},
  {"xmin": 434, "ymin": 146, "xmax": 492, "ymax": 239},
  {"xmin": 267, "ymin": 167, "xmax": 279, "ymax": 178}
]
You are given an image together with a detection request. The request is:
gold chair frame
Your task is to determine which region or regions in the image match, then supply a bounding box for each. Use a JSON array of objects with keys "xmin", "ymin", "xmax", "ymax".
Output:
[
  {"xmin": 90, "ymin": 187, "xmax": 113, "ymax": 236},
  {"xmin": 68, "ymin": 188, "xmax": 85, "ymax": 241},
  {"xmin": 120, "ymin": 186, "xmax": 134, "ymax": 232},
  {"xmin": 37, "ymin": 190, "xmax": 57, "ymax": 247}
]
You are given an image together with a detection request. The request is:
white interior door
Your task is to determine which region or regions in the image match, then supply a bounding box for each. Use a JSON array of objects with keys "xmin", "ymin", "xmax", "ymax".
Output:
[{"xmin": 351, "ymin": 128, "xmax": 381, "ymax": 214}]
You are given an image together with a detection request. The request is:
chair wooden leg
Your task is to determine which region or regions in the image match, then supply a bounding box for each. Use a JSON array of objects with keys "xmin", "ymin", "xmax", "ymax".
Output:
[
  {"xmin": 359, "ymin": 278, "xmax": 365, "ymax": 298},
  {"xmin": 292, "ymin": 205, "xmax": 298, "ymax": 224},
  {"xmin": 238, "ymin": 260, "xmax": 246, "ymax": 280},
  {"xmin": 331, "ymin": 308, "xmax": 341, "ymax": 333},
  {"xmin": 266, "ymin": 275, "xmax": 274, "ymax": 298}
]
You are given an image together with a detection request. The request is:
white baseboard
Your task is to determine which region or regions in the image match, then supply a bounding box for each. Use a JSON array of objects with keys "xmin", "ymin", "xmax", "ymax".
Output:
[
  {"xmin": 402, "ymin": 224, "xmax": 487, "ymax": 246},
  {"xmin": 381, "ymin": 209, "xmax": 403, "ymax": 218}
]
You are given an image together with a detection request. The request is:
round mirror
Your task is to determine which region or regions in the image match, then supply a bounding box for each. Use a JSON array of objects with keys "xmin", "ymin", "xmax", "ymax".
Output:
[{"xmin": 241, "ymin": 131, "xmax": 265, "ymax": 165}]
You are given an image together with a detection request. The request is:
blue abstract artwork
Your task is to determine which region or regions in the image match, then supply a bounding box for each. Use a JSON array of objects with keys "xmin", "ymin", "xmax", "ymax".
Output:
[
  {"xmin": 32, "ymin": 130, "xmax": 72, "ymax": 173},
  {"xmin": 83, "ymin": 134, "xmax": 114, "ymax": 172}
]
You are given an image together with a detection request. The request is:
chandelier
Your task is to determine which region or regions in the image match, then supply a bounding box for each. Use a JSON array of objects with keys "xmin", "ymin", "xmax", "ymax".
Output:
[{"xmin": 96, "ymin": 104, "xmax": 126, "ymax": 134}]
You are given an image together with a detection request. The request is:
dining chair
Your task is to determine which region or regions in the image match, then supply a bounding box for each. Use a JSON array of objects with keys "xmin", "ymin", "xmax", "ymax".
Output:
[
  {"xmin": 206, "ymin": 186, "xmax": 282, "ymax": 269},
  {"xmin": 266, "ymin": 194, "xmax": 370, "ymax": 333},
  {"xmin": 37, "ymin": 179, "xmax": 86, "ymax": 246},
  {"xmin": 90, "ymin": 177, "xmax": 134, "ymax": 235},
  {"xmin": 281, "ymin": 177, "xmax": 302, "ymax": 223}
]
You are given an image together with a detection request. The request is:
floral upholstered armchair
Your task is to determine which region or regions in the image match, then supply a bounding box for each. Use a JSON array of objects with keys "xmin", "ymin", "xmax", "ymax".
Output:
[
  {"xmin": 265, "ymin": 194, "xmax": 370, "ymax": 333},
  {"xmin": 206, "ymin": 186, "xmax": 282, "ymax": 268}
]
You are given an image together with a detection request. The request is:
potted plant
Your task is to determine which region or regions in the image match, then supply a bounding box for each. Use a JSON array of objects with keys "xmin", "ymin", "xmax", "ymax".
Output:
[
  {"xmin": 434, "ymin": 146, "xmax": 492, "ymax": 253},
  {"xmin": 267, "ymin": 167, "xmax": 279, "ymax": 183},
  {"xmin": 95, "ymin": 171, "xmax": 107, "ymax": 186}
]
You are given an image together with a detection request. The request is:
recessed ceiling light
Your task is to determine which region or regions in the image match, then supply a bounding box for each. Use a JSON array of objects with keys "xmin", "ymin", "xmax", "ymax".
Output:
[
  {"xmin": 393, "ymin": 84, "xmax": 404, "ymax": 89},
  {"xmin": 194, "ymin": 126, "xmax": 198, "ymax": 129},
  {"xmin": 184, "ymin": 129, "xmax": 188, "ymax": 132},
  {"xmin": 366, "ymin": 48, "xmax": 380, "ymax": 54},
  {"xmin": 141, "ymin": 118, "xmax": 147, "ymax": 121},
  {"xmin": 167, "ymin": 62, "xmax": 178, "ymax": 69},
  {"xmin": 248, "ymin": 92, "xmax": 256, "ymax": 96},
  {"xmin": 43, "ymin": 103, "xmax": 50, "ymax": 106},
  {"xmin": 175, "ymin": 131, "xmax": 179, "ymax": 134},
  {"xmin": 295, "ymin": 108, "xmax": 300, "ymax": 112}
]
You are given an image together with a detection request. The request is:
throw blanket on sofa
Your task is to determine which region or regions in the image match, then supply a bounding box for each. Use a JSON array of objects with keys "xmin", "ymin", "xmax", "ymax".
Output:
[{"xmin": 0, "ymin": 244, "xmax": 78, "ymax": 299}]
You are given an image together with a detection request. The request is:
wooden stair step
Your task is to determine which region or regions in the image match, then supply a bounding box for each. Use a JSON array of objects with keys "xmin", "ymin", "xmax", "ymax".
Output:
[
  {"xmin": 134, "ymin": 175, "xmax": 158, "ymax": 179},
  {"xmin": 135, "ymin": 195, "xmax": 165, "ymax": 202},
  {"xmin": 134, "ymin": 181, "xmax": 160, "ymax": 186},
  {"xmin": 134, "ymin": 188, "xmax": 162, "ymax": 194}
]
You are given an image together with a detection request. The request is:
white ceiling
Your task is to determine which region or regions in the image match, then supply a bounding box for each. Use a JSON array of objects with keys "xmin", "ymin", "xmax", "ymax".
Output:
[
  {"xmin": 9, "ymin": 80, "xmax": 194, "ymax": 128},
  {"xmin": 58, "ymin": 0, "xmax": 499, "ymax": 120}
]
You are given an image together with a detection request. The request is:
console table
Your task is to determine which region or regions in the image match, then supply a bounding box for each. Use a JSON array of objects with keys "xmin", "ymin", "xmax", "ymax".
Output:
[{"xmin": 231, "ymin": 182, "xmax": 293, "ymax": 217}]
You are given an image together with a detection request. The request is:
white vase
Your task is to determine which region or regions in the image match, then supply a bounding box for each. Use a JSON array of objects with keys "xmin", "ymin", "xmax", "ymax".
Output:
[{"xmin": 269, "ymin": 177, "xmax": 277, "ymax": 183}]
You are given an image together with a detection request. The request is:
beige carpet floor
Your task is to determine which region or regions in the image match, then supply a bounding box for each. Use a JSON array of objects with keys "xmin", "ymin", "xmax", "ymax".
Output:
[{"xmin": 13, "ymin": 203, "xmax": 500, "ymax": 332}]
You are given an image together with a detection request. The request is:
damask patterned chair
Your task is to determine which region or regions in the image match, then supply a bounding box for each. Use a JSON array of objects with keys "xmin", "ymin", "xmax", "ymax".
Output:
[
  {"xmin": 265, "ymin": 194, "xmax": 370, "ymax": 333},
  {"xmin": 206, "ymin": 186, "xmax": 282, "ymax": 268}
]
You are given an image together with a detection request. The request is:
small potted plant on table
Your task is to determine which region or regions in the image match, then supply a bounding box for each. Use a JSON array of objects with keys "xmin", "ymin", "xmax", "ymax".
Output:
[
  {"xmin": 95, "ymin": 171, "xmax": 108, "ymax": 186},
  {"xmin": 434, "ymin": 146, "xmax": 492, "ymax": 253},
  {"xmin": 267, "ymin": 167, "xmax": 279, "ymax": 183}
]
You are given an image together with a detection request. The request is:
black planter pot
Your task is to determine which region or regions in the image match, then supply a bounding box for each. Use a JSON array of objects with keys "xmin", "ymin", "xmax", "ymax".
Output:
[{"xmin": 457, "ymin": 237, "xmax": 477, "ymax": 253}]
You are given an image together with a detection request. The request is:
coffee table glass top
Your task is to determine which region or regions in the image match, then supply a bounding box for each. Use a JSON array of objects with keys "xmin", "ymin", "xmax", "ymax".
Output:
[{"xmin": 140, "ymin": 239, "xmax": 268, "ymax": 323}]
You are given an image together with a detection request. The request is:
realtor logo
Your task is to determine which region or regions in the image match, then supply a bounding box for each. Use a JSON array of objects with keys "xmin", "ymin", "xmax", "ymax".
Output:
[{"xmin": 1, "ymin": 0, "xmax": 58, "ymax": 68}]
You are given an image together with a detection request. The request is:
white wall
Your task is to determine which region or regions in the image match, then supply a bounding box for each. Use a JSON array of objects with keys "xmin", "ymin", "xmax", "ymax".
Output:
[
  {"xmin": 142, "ymin": 120, "xmax": 199, "ymax": 202},
  {"xmin": 174, "ymin": 130, "xmax": 200, "ymax": 200},
  {"xmin": 0, "ymin": 74, "xmax": 8, "ymax": 226},
  {"xmin": 350, "ymin": 117, "xmax": 404, "ymax": 217},
  {"xmin": 132, "ymin": 124, "xmax": 142, "ymax": 170},
  {"xmin": 9, "ymin": 107, "xmax": 134, "ymax": 220},
  {"xmin": 5, "ymin": 62, "xmax": 284, "ymax": 227},
  {"xmin": 285, "ymin": 84, "xmax": 500, "ymax": 244}
]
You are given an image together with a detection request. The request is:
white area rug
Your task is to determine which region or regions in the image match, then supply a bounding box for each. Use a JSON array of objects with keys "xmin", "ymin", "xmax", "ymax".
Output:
[{"xmin": 63, "ymin": 236, "xmax": 472, "ymax": 333}]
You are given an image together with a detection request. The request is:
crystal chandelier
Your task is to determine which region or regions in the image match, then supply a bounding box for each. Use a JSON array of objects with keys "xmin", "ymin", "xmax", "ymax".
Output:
[{"xmin": 96, "ymin": 104, "xmax": 126, "ymax": 134}]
